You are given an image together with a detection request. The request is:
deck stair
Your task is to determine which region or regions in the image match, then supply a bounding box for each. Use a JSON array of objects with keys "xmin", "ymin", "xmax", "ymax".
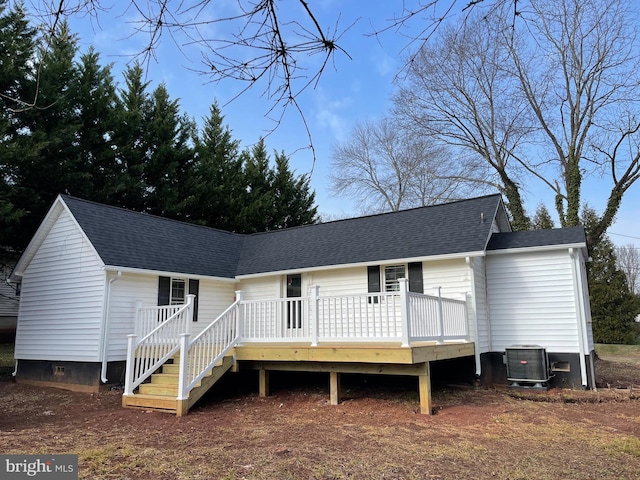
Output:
[{"xmin": 122, "ymin": 352, "xmax": 235, "ymax": 415}]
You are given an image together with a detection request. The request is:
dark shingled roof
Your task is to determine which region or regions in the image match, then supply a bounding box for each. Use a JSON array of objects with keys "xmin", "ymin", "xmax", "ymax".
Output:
[
  {"xmin": 236, "ymin": 195, "xmax": 504, "ymax": 275},
  {"xmin": 60, "ymin": 194, "xmax": 507, "ymax": 278},
  {"xmin": 486, "ymin": 226, "xmax": 586, "ymax": 251},
  {"xmin": 61, "ymin": 195, "xmax": 244, "ymax": 278}
]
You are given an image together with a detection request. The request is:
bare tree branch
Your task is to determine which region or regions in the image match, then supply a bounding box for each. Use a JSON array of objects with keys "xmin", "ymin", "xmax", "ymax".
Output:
[
  {"xmin": 615, "ymin": 244, "xmax": 640, "ymax": 295},
  {"xmin": 329, "ymin": 117, "xmax": 482, "ymax": 213}
]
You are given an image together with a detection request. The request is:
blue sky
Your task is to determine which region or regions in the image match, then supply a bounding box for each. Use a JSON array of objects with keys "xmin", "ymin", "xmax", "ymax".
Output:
[{"xmin": 38, "ymin": 0, "xmax": 640, "ymax": 247}]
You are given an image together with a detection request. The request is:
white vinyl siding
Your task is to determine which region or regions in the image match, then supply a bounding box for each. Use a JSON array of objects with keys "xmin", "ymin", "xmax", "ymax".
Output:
[
  {"xmin": 0, "ymin": 282, "xmax": 19, "ymax": 317},
  {"xmin": 472, "ymin": 257, "xmax": 490, "ymax": 352},
  {"xmin": 422, "ymin": 258, "xmax": 471, "ymax": 300},
  {"xmin": 486, "ymin": 250, "xmax": 580, "ymax": 353},
  {"xmin": 190, "ymin": 279, "xmax": 236, "ymax": 336},
  {"xmin": 238, "ymin": 276, "xmax": 281, "ymax": 300},
  {"xmin": 106, "ymin": 273, "xmax": 157, "ymax": 360},
  {"xmin": 307, "ymin": 267, "xmax": 369, "ymax": 297},
  {"xmin": 15, "ymin": 210, "xmax": 105, "ymax": 361}
]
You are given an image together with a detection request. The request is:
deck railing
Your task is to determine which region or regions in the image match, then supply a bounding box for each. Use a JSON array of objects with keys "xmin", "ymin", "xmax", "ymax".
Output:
[
  {"xmin": 316, "ymin": 292, "xmax": 404, "ymax": 342},
  {"xmin": 135, "ymin": 302, "xmax": 190, "ymax": 340},
  {"xmin": 240, "ymin": 297, "xmax": 311, "ymax": 342},
  {"xmin": 408, "ymin": 288, "xmax": 469, "ymax": 342},
  {"xmin": 236, "ymin": 279, "xmax": 469, "ymax": 346},
  {"xmin": 177, "ymin": 299, "xmax": 240, "ymax": 400},
  {"xmin": 124, "ymin": 282, "xmax": 470, "ymax": 399},
  {"xmin": 123, "ymin": 295, "xmax": 194, "ymax": 396}
]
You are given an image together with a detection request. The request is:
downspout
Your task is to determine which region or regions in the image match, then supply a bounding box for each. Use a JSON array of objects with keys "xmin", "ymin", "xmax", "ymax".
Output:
[
  {"xmin": 101, "ymin": 271, "xmax": 122, "ymax": 383},
  {"xmin": 569, "ymin": 249, "xmax": 588, "ymax": 388},
  {"xmin": 466, "ymin": 257, "xmax": 482, "ymax": 377}
]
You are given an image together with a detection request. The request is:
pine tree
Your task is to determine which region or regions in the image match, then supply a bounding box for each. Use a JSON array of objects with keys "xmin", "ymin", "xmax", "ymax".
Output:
[
  {"xmin": 270, "ymin": 151, "xmax": 317, "ymax": 229},
  {"xmin": 240, "ymin": 138, "xmax": 276, "ymax": 233},
  {"xmin": 583, "ymin": 207, "xmax": 640, "ymax": 344},
  {"xmin": 112, "ymin": 63, "xmax": 153, "ymax": 212},
  {"xmin": 531, "ymin": 203, "xmax": 555, "ymax": 230},
  {"xmin": 143, "ymin": 84, "xmax": 195, "ymax": 218},
  {"xmin": 73, "ymin": 48, "xmax": 119, "ymax": 203},
  {"xmin": 186, "ymin": 101, "xmax": 246, "ymax": 229},
  {"xmin": 7, "ymin": 21, "xmax": 81, "ymax": 250},
  {"xmin": 0, "ymin": 1, "xmax": 35, "ymax": 252}
]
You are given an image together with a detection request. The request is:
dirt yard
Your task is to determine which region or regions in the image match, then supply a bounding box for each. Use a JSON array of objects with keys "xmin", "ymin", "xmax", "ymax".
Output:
[{"xmin": 0, "ymin": 357, "xmax": 639, "ymax": 480}]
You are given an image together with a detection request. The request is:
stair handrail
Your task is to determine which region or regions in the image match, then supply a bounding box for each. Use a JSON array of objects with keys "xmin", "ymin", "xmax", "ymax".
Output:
[
  {"xmin": 177, "ymin": 296, "xmax": 241, "ymax": 400},
  {"xmin": 123, "ymin": 295, "xmax": 194, "ymax": 396}
]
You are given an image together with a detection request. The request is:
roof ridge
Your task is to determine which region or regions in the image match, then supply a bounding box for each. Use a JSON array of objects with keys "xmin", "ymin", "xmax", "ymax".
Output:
[{"xmin": 247, "ymin": 193, "xmax": 503, "ymax": 237}]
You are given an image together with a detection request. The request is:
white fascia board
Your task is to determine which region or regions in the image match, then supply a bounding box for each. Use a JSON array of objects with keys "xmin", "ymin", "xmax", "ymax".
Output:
[
  {"xmin": 235, "ymin": 251, "xmax": 487, "ymax": 280},
  {"xmin": 485, "ymin": 243, "xmax": 586, "ymax": 256},
  {"xmin": 103, "ymin": 265, "xmax": 237, "ymax": 283}
]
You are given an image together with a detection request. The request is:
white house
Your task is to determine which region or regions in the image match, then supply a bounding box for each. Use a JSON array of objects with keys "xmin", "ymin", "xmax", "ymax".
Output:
[{"xmin": 10, "ymin": 194, "xmax": 595, "ymax": 413}]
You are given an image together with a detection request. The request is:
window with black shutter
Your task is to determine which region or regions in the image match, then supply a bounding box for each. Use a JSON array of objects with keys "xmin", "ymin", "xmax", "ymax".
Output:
[{"xmin": 158, "ymin": 276, "xmax": 199, "ymax": 321}]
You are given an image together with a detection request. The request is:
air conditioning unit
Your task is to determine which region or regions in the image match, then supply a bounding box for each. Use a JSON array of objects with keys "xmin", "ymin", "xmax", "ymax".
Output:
[{"xmin": 505, "ymin": 345, "xmax": 551, "ymax": 390}]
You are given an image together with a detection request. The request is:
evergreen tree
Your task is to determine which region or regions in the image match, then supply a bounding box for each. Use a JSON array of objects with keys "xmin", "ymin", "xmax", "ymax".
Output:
[
  {"xmin": 7, "ymin": 21, "xmax": 81, "ymax": 250},
  {"xmin": 270, "ymin": 151, "xmax": 317, "ymax": 229},
  {"xmin": 143, "ymin": 84, "xmax": 195, "ymax": 218},
  {"xmin": 531, "ymin": 203, "xmax": 555, "ymax": 230},
  {"xmin": 240, "ymin": 138, "xmax": 276, "ymax": 233},
  {"xmin": 112, "ymin": 63, "xmax": 153, "ymax": 212},
  {"xmin": 583, "ymin": 207, "xmax": 640, "ymax": 344},
  {"xmin": 0, "ymin": 1, "xmax": 35, "ymax": 252},
  {"xmin": 73, "ymin": 48, "xmax": 119, "ymax": 203},
  {"xmin": 187, "ymin": 102, "xmax": 246, "ymax": 230}
]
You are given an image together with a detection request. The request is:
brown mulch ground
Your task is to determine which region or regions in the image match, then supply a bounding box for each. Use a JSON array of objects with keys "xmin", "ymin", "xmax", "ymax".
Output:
[{"xmin": 0, "ymin": 358, "xmax": 639, "ymax": 480}]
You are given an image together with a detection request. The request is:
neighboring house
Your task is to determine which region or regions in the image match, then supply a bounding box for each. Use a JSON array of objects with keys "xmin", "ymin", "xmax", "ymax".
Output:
[
  {"xmin": 0, "ymin": 261, "xmax": 20, "ymax": 342},
  {"xmin": 10, "ymin": 194, "xmax": 595, "ymax": 414}
]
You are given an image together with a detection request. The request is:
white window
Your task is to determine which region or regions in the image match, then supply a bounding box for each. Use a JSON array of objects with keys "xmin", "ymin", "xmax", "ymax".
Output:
[
  {"xmin": 384, "ymin": 265, "xmax": 406, "ymax": 292},
  {"xmin": 170, "ymin": 278, "xmax": 186, "ymax": 305}
]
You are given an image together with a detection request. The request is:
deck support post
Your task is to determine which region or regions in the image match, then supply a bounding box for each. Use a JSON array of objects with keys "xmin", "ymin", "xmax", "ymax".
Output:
[
  {"xmin": 329, "ymin": 371, "xmax": 341, "ymax": 405},
  {"xmin": 258, "ymin": 367, "xmax": 269, "ymax": 397},
  {"xmin": 418, "ymin": 362, "xmax": 432, "ymax": 415}
]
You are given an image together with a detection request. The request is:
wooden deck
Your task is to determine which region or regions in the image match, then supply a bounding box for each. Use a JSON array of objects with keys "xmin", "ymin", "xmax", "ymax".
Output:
[{"xmin": 234, "ymin": 341, "xmax": 475, "ymax": 415}]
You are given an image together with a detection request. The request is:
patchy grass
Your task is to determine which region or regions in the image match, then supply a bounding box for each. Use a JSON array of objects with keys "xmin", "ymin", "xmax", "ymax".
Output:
[
  {"xmin": 0, "ymin": 343, "xmax": 638, "ymax": 479},
  {"xmin": 0, "ymin": 342, "xmax": 14, "ymax": 377},
  {"xmin": 596, "ymin": 343, "xmax": 640, "ymax": 363},
  {"xmin": 0, "ymin": 342, "xmax": 14, "ymax": 365}
]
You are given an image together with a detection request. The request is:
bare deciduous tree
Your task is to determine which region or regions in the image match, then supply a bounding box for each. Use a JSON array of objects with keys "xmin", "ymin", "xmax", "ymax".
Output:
[
  {"xmin": 394, "ymin": 0, "xmax": 640, "ymax": 243},
  {"xmin": 615, "ymin": 244, "xmax": 640, "ymax": 295},
  {"xmin": 22, "ymin": 1, "xmax": 518, "ymax": 158},
  {"xmin": 393, "ymin": 10, "xmax": 534, "ymax": 229},
  {"xmin": 330, "ymin": 117, "xmax": 479, "ymax": 213}
]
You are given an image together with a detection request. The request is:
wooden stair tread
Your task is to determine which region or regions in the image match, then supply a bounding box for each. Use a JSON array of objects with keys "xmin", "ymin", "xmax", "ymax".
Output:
[{"xmin": 123, "ymin": 354, "xmax": 235, "ymax": 416}]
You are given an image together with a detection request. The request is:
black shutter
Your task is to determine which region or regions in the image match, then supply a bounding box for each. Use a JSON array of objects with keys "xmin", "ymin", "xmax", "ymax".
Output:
[
  {"xmin": 408, "ymin": 262, "xmax": 424, "ymax": 293},
  {"xmin": 158, "ymin": 276, "xmax": 170, "ymax": 306},
  {"xmin": 367, "ymin": 265, "xmax": 380, "ymax": 304},
  {"xmin": 188, "ymin": 279, "xmax": 199, "ymax": 322},
  {"xmin": 367, "ymin": 266, "xmax": 381, "ymax": 292}
]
